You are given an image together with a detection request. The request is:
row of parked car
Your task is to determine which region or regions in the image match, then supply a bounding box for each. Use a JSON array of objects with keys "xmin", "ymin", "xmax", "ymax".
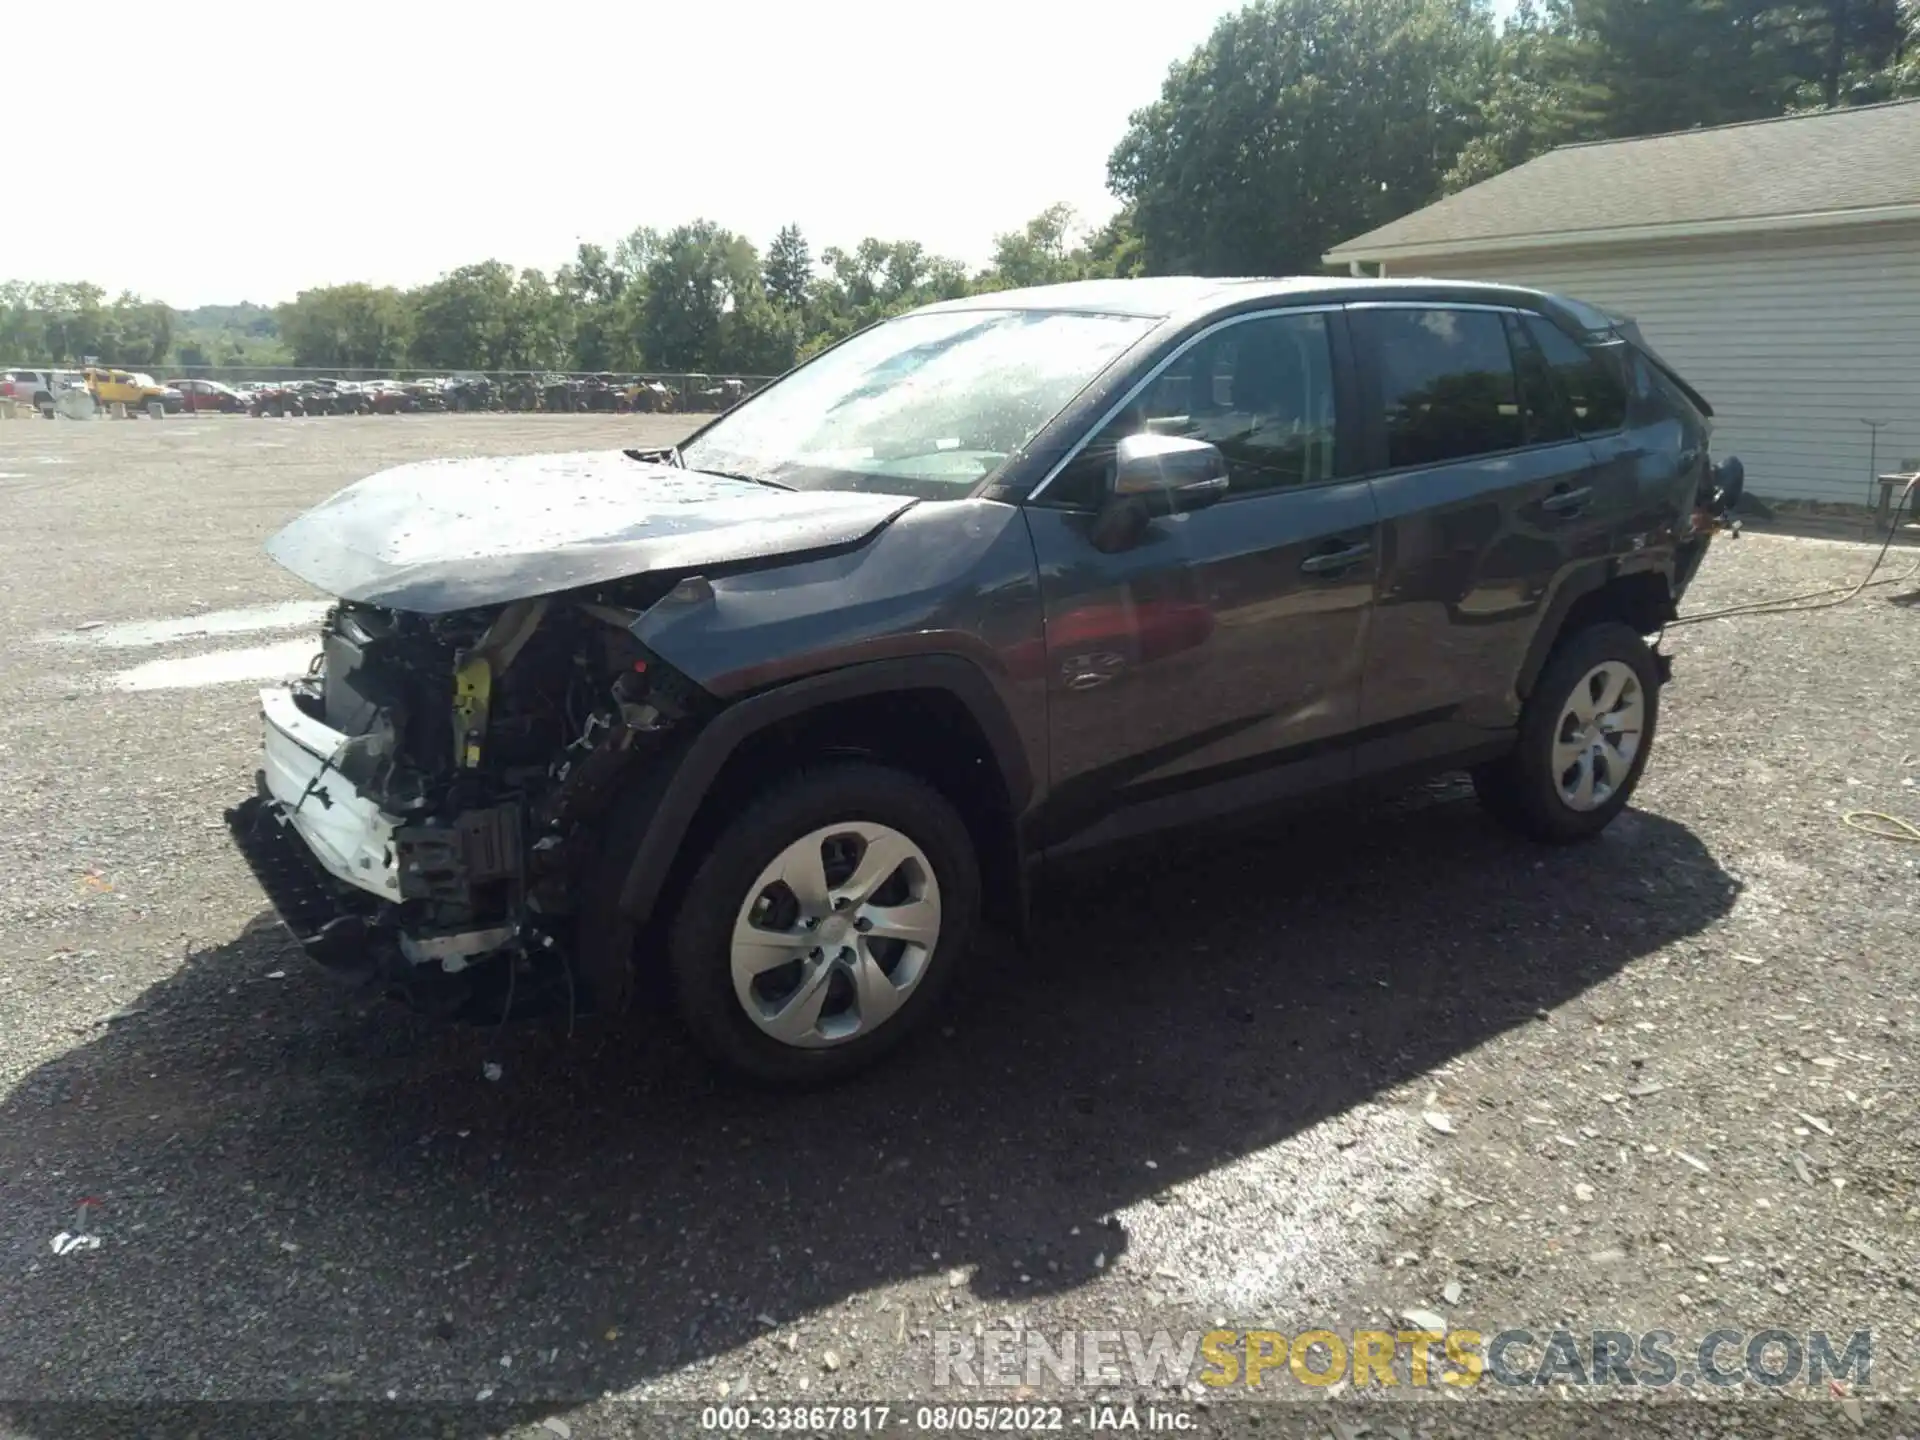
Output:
[{"xmin": 0, "ymin": 367, "xmax": 760, "ymax": 418}]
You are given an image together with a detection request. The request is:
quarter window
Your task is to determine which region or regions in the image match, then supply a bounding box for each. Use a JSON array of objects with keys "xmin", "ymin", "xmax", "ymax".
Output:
[
  {"xmin": 1357, "ymin": 308, "xmax": 1524, "ymax": 469},
  {"xmin": 1521, "ymin": 314, "xmax": 1627, "ymax": 435}
]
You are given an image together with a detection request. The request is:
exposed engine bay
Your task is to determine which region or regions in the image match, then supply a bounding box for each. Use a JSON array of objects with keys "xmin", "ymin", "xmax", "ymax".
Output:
[{"xmin": 229, "ymin": 584, "xmax": 710, "ymax": 1021}]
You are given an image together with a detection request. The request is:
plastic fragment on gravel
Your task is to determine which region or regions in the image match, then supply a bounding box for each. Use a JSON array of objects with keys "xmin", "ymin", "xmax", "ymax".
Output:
[
  {"xmin": 822, "ymin": 1350, "xmax": 840, "ymax": 1372},
  {"xmin": 541, "ymin": 1421, "xmax": 572, "ymax": 1439},
  {"xmin": 1423, "ymin": 1111, "xmax": 1455, "ymax": 1134},
  {"xmin": 1841, "ymin": 1238, "xmax": 1890, "ymax": 1268},
  {"xmin": 1442, "ymin": 1280, "xmax": 1464, "ymax": 1305}
]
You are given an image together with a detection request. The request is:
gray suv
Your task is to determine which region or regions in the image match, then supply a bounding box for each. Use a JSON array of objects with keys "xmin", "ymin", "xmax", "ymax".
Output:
[{"xmin": 229, "ymin": 277, "xmax": 1740, "ymax": 1082}]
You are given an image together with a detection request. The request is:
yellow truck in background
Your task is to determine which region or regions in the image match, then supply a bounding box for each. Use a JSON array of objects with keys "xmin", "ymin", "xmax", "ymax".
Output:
[{"xmin": 86, "ymin": 367, "xmax": 173, "ymax": 413}]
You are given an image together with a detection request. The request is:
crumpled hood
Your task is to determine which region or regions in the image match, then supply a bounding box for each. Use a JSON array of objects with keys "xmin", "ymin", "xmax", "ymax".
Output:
[{"xmin": 265, "ymin": 449, "xmax": 916, "ymax": 613}]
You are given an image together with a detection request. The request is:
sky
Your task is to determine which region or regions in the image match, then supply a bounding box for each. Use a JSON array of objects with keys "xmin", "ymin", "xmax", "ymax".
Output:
[{"xmin": 6, "ymin": 1, "xmax": 1257, "ymax": 309}]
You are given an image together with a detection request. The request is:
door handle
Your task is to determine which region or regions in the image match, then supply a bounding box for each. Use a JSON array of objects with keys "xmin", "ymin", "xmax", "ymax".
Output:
[
  {"xmin": 1300, "ymin": 541, "xmax": 1372, "ymax": 575},
  {"xmin": 1542, "ymin": 486, "xmax": 1592, "ymax": 515}
]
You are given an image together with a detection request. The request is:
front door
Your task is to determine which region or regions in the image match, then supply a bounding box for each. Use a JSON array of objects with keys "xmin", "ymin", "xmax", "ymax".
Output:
[{"xmin": 1021, "ymin": 307, "xmax": 1378, "ymax": 853}]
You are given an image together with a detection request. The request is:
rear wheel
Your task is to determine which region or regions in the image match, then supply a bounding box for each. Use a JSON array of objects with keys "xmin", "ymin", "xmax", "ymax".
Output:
[
  {"xmin": 1474, "ymin": 622, "xmax": 1659, "ymax": 843},
  {"xmin": 666, "ymin": 762, "xmax": 979, "ymax": 1085}
]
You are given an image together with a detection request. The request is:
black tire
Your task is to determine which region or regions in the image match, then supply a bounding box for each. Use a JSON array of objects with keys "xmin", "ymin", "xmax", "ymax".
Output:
[
  {"xmin": 665, "ymin": 762, "xmax": 979, "ymax": 1085},
  {"xmin": 1473, "ymin": 621, "xmax": 1660, "ymax": 843}
]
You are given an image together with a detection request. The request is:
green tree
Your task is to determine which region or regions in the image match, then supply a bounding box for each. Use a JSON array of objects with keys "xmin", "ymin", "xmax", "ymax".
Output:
[
  {"xmin": 1083, "ymin": 207, "xmax": 1146, "ymax": 279},
  {"xmin": 982, "ymin": 203, "xmax": 1086, "ymax": 289},
  {"xmin": 276, "ymin": 283, "xmax": 411, "ymax": 369},
  {"xmin": 763, "ymin": 224, "xmax": 813, "ymax": 311},
  {"xmin": 556, "ymin": 242, "xmax": 627, "ymax": 371},
  {"xmin": 802, "ymin": 237, "xmax": 972, "ymax": 354},
  {"xmin": 1445, "ymin": 0, "xmax": 1583, "ymax": 189},
  {"xmin": 0, "ymin": 282, "xmax": 53, "ymax": 361},
  {"xmin": 38, "ymin": 282, "xmax": 113, "ymax": 363},
  {"xmin": 1109, "ymin": 0, "xmax": 1494, "ymax": 277},
  {"xmin": 406, "ymin": 262, "xmax": 571, "ymax": 371},
  {"xmin": 110, "ymin": 296, "xmax": 174, "ymax": 367},
  {"xmin": 637, "ymin": 220, "xmax": 780, "ymax": 372}
]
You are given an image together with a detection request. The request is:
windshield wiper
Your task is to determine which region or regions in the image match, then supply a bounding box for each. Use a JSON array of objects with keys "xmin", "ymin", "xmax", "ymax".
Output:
[
  {"xmin": 687, "ymin": 464, "xmax": 796, "ymax": 491},
  {"xmin": 623, "ymin": 447, "xmax": 795, "ymax": 490}
]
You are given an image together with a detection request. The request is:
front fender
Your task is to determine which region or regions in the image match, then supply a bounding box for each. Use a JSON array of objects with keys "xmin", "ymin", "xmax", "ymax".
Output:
[{"xmin": 612, "ymin": 655, "xmax": 1036, "ymax": 927}]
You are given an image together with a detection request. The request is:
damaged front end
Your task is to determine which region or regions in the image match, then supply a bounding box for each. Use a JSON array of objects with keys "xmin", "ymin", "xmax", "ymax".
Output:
[{"xmin": 228, "ymin": 587, "xmax": 706, "ymax": 1022}]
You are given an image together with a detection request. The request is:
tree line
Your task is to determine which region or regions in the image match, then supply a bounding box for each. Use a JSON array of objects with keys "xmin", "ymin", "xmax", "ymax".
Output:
[{"xmin": 4, "ymin": 0, "xmax": 1914, "ymax": 377}]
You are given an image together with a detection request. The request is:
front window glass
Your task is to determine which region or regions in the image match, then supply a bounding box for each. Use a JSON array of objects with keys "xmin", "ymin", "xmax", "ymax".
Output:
[
  {"xmin": 1043, "ymin": 311, "xmax": 1338, "ymax": 507},
  {"xmin": 680, "ymin": 308, "xmax": 1155, "ymax": 500}
]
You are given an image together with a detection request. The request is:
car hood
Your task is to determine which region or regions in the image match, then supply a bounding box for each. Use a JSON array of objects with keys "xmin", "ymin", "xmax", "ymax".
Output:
[{"xmin": 265, "ymin": 449, "xmax": 917, "ymax": 613}]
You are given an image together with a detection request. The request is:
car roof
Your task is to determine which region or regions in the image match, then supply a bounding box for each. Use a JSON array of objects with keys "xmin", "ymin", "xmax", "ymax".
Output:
[{"xmin": 919, "ymin": 274, "xmax": 1574, "ymax": 324}]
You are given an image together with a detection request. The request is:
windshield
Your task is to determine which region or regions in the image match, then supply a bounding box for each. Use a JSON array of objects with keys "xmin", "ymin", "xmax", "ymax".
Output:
[{"xmin": 679, "ymin": 307, "xmax": 1156, "ymax": 499}]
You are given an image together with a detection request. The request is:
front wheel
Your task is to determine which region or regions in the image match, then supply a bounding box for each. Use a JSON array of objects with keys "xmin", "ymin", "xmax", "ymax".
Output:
[
  {"xmin": 666, "ymin": 763, "xmax": 979, "ymax": 1085},
  {"xmin": 1474, "ymin": 621, "xmax": 1659, "ymax": 843}
]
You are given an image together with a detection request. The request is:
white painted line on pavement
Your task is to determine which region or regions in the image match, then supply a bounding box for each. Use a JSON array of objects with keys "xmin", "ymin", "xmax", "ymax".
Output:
[
  {"xmin": 110, "ymin": 639, "xmax": 319, "ymax": 692},
  {"xmin": 47, "ymin": 600, "xmax": 330, "ymax": 649}
]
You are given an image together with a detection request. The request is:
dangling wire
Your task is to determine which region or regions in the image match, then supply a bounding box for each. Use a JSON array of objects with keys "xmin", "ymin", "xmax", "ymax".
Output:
[{"xmin": 1668, "ymin": 477, "xmax": 1920, "ymax": 627}]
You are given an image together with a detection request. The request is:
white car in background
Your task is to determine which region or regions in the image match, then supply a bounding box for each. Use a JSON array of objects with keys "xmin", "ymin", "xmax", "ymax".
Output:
[{"xmin": 1, "ymin": 368, "xmax": 89, "ymax": 414}]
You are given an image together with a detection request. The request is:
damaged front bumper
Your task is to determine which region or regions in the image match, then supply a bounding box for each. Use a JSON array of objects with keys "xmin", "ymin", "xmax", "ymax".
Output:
[
  {"xmin": 228, "ymin": 685, "xmax": 531, "ymax": 1012},
  {"xmin": 228, "ymin": 588, "xmax": 707, "ymax": 1021},
  {"xmin": 257, "ymin": 686, "xmax": 403, "ymax": 902}
]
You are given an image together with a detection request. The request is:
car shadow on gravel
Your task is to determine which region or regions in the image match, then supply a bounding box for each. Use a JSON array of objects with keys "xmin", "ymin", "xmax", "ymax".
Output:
[{"xmin": 0, "ymin": 783, "xmax": 1737, "ymax": 1436}]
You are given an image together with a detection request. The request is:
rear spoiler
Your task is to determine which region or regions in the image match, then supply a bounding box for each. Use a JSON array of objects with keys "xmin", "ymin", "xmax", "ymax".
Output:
[{"xmin": 1549, "ymin": 296, "xmax": 1715, "ymax": 418}]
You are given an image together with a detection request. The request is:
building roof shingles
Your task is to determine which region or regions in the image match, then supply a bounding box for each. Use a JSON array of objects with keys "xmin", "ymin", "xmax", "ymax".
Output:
[{"xmin": 1326, "ymin": 99, "xmax": 1920, "ymax": 259}]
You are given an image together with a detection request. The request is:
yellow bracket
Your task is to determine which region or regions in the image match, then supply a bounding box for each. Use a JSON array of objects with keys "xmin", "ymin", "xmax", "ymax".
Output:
[{"xmin": 453, "ymin": 656, "xmax": 493, "ymax": 768}]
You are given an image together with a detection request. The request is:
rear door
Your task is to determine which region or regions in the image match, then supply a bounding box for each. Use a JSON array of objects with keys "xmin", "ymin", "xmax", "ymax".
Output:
[
  {"xmin": 1022, "ymin": 306, "xmax": 1379, "ymax": 851},
  {"xmin": 1512, "ymin": 311, "xmax": 1647, "ymax": 550},
  {"xmin": 1349, "ymin": 302, "xmax": 1612, "ymax": 775}
]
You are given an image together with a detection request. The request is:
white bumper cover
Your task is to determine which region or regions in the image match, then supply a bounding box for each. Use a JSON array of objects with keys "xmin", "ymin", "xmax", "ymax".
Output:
[{"xmin": 259, "ymin": 686, "xmax": 402, "ymax": 900}]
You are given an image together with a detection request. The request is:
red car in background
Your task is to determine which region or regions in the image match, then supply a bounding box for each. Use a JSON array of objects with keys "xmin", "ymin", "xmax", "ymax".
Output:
[{"xmin": 167, "ymin": 378, "xmax": 250, "ymax": 413}]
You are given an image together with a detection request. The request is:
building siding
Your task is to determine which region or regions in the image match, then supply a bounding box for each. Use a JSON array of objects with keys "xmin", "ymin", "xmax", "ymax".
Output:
[{"xmin": 1391, "ymin": 223, "xmax": 1920, "ymax": 506}]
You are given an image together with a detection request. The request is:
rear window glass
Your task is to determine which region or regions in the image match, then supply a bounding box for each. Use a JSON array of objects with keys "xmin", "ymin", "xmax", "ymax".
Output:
[{"xmin": 1358, "ymin": 308, "xmax": 1524, "ymax": 469}]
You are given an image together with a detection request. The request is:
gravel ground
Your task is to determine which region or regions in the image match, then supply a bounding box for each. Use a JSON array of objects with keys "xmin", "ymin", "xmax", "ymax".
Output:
[{"xmin": 0, "ymin": 416, "xmax": 1917, "ymax": 1439}]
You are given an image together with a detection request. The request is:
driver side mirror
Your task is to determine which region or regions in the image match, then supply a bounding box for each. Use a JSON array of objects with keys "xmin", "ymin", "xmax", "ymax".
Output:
[
  {"xmin": 1090, "ymin": 433, "xmax": 1230, "ymax": 553},
  {"xmin": 1109, "ymin": 432, "xmax": 1230, "ymax": 512}
]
